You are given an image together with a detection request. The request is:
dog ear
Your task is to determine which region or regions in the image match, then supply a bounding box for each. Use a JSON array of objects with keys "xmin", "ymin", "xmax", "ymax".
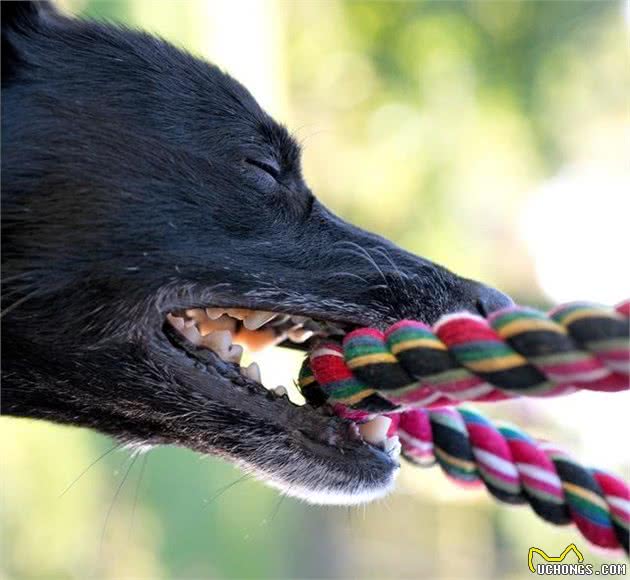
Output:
[{"xmin": 2, "ymin": 1, "xmax": 58, "ymax": 83}]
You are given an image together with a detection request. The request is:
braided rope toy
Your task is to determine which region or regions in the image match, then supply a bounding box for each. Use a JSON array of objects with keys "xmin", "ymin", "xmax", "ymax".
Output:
[
  {"xmin": 297, "ymin": 300, "xmax": 630, "ymax": 553},
  {"xmin": 300, "ymin": 301, "xmax": 629, "ymax": 411}
]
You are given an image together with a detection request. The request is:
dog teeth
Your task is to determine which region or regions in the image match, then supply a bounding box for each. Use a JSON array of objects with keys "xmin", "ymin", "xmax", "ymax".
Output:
[
  {"xmin": 224, "ymin": 344, "xmax": 244, "ymax": 364},
  {"xmin": 287, "ymin": 327, "xmax": 314, "ymax": 343},
  {"xmin": 185, "ymin": 308, "xmax": 207, "ymax": 322},
  {"xmin": 182, "ymin": 325, "xmax": 203, "ymax": 345},
  {"xmin": 358, "ymin": 416, "xmax": 392, "ymax": 445},
  {"xmin": 201, "ymin": 329, "xmax": 232, "ymax": 355},
  {"xmin": 242, "ymin": 362, "xmax": 261, "ymax": 383},
  {"xmin": 226, "ymin": 308, "xmax": 251, "ymax": 320},
  {"xmin": 197, "ymin": 315, "xmax": 237, "ymax": 335},
  {"xmin": 167, "ymin": 314, "xmax": 203, "ymax": 344},
  {"xmin": 243, "ymin": 311, "xmax": 276, "ymax": 330},
  {"xmin": 269, "ymin": 314, "xmax": 291, "ymax": 326},
  {"xmin": 170, "ymin": 307, "xmax": 349, "ymax": 394},
  {"xmin": 205, "ymin": 308, "xmax": 225, "ymax": 320},
  {"xmin": 167, "ymin": 313, "xmax": 185, "ymax": 330}
]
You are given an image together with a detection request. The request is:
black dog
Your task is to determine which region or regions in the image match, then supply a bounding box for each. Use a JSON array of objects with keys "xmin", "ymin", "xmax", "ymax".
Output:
[{"xmin": 1, "ymin": 1, "xmax": 511, "ymax": 504}]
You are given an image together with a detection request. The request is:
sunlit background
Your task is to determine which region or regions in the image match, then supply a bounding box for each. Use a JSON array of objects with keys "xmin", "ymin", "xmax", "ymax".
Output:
[{"xmin": 2, "ymin": 1, "xmax": 628, "ymax": 578}]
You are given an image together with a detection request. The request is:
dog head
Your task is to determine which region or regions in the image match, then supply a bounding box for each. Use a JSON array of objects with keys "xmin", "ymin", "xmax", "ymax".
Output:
[{"xmin": 2, "ymin": 2, "xmax": 512, "ymax": 504}]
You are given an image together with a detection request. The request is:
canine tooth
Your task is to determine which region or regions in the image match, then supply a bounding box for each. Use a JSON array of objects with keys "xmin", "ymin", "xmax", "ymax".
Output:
[
  {"xmin": 242, "ymin": 362, "xmax": 261, "ymax": 383},
  {"xmin": 358, "ymin": 416, "xmax": 392, "ymax": 445},
  {"xmin": 288, "ymin": 327, "xmax": 314, "ymax": 343},
  {"xmin": 167, "ymin": 313, "xmax": 202, "ymax": 344},
  {"xmin": 226, "ymin": 308, "xmax": 251, "ymax": 320},
  {"xmin": 185, "ymin": 308, "xmax": 207, "ymax": 323},
  {"xmin": 224, "ymin": 344, "xmax": 244, "ymax": 364},
  {"xmin": 198, "ymin": 315, "xmax": 237, "ymax": 335},
  {"xmin": 202, "ymin": 330, "xmax": 232, "ymax": 354},
  {"xmin": 205, "ymin": 308, "xmax": 225, "ymax": 320},
  {"xmin": 167, "ymin": 313, "xmax": 185, "ymax": 330},
  {"xmin": 274, "ymin": 386, "xmax": 288, "ymax": 397},
  {"xmin": 180, "ymin": 324, "xmax": 203, "ymax": 345},
  {"xmin": 243, "ymin": 311, "xmax": 276, "ymax": 330}
]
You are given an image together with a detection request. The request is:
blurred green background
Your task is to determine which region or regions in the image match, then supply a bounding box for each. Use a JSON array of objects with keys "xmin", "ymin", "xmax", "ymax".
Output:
[{"xmin": 1, "ymin": 1, "xmax": 628, "ymax": 578}]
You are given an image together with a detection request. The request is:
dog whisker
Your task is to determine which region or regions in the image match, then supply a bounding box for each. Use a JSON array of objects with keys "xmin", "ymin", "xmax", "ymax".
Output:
[
  {"xmin": 203, "ymin": 473, "xmax": 253, "ymax": 509},
  {"xmin": 59, "ymin": 442, "xmax": 123, "ymax": 498},
  {"xmin": 333, "ymin": 241, "xmax": 395, "ymax": 298},
  {"xmin": 373, "ymin": 245, "xmax": 409, "ymax": 282},
  {"xmin": 269, "ymin": 489, "xmax": 289, "ymax": 522},
  {"xmin": 127, "ymin": 452, "xmax": 149, "ymax": 546},
  {"xmin": 99, "ymin": 450, "xmax": 140, "ymax": 568},
  {"xmin": 335, "ymin": 271, "xmax": 372, "ymax": 285}
]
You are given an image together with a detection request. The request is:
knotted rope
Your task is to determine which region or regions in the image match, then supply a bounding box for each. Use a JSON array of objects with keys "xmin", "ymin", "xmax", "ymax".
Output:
[
  {"xmin": 296, "ymin": 299, "xmax": 630, "ymax": 552},
  {"xmin": 299, "ymin": 301, "xmax": 629, "ymax": 412},
  {"xmin": 393, "ymin": 407, "xmax": 629, "ymax": 553}
]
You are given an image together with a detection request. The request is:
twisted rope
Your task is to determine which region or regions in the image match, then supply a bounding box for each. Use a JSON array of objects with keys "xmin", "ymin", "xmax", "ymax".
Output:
[
  {"xmin": 299, "ymin": 300, "xmax": 629, "ymax": 411},
  {"xmin": 392, "ymin": 407, "xmax": 629, "ymax": 554},
  {"xmin": 296, "ymin": 299, "xmax": 630, "ymax": 552}
]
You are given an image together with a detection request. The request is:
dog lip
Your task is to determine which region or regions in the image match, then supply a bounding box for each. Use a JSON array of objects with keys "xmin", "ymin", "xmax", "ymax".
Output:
[{"xmin": 296, "ymin": 425, "xmax": 401, "ymax": 467}]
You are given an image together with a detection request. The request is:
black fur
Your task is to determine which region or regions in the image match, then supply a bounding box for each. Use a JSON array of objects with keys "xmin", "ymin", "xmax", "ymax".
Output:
[{"xmin": 1, "ymin": 2, "xmax": 512, "ymax": 503}]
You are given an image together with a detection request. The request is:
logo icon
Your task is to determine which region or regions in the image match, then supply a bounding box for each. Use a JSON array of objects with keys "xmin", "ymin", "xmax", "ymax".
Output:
[{"xmin": 528, "ymin": 543, "xmax": 584, "ymax": 573}]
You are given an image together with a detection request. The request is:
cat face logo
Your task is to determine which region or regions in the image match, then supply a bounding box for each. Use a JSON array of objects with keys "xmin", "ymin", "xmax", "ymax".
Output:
[{"xmin": 528, "ymin": 543, "xmax": 584, "ymax": 573}]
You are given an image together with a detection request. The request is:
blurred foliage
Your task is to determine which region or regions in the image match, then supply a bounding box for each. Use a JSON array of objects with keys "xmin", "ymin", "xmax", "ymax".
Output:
[
  {"xmin": 2, "ymin": 1, "xmax": 627, "ymax": 578},
  {"xmin": 286, "ymin": 1, "xmax": 627, "ymax": 300}
]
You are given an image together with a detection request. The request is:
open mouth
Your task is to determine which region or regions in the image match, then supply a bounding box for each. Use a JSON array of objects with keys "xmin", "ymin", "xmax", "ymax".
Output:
[{"xmin": 165, "ymin": 306, "xmax": 401, "ymax": 455}]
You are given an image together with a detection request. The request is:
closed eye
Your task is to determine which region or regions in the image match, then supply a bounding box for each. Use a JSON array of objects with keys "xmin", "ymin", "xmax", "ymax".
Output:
[{"xmin": 245, "ymin": 158, "xmax": 281, "ymax": 180}]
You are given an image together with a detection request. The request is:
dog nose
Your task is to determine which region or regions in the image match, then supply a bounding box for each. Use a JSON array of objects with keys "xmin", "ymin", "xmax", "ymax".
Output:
[{"xmin": 475, "ymin": 284, "xmax": 514, "ymax": 316}]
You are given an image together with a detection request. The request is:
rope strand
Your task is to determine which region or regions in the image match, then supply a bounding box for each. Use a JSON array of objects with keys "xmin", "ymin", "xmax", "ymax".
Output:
[
  {"xmin": 300, "ymin": 300, "xmax": 629, "ymax": 411},
  {"xmin": 296, "ymin": 299, "xmax": 630, "ymax": 553},
  {"xmin": 395, "ymin": 407, "xmax": 629, "ymax": 553}
]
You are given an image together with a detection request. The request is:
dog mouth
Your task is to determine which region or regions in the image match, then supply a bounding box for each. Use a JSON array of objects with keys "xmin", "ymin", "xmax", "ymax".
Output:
[{"xmin": 164, "ymin": 306, "xmax": 401, "ymax": 456}]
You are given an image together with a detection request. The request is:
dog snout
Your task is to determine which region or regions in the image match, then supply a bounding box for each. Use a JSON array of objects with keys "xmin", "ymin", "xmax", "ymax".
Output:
[{"xmin": 474, "ymin": 283, "xmax": 514, "ymax": 316}]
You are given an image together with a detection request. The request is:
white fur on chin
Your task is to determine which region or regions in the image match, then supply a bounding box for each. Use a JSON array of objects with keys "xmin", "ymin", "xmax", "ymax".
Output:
[{"xmin": 263, "ymin": 466, "xmax": 400, "ymax": 506}]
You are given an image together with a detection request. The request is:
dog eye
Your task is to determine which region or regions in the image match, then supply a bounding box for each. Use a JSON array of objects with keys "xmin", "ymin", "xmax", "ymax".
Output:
[{"xmin": 245, "ymin": 158, "xmax": 281, "ymax": 181}]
